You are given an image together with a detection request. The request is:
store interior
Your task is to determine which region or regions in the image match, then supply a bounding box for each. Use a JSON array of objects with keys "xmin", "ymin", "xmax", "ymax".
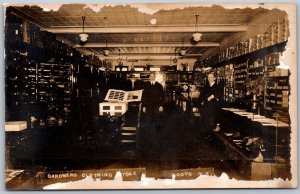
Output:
[{"xmin": 4, "ymin": 4, "xmax": 293, "ymax": 189}]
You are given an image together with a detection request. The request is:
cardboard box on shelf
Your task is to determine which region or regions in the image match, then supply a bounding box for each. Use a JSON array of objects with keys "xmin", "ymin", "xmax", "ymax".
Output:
[
  {"xmin": 5, "ymin": 121, "xmax": 27, "ymax": 132},
  {"xmin": 280, "ymin": 69, "xmax": 289, "ymax": 76}
]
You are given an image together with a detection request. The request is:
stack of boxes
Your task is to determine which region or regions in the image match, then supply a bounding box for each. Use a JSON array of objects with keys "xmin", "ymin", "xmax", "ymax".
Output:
[
  {"xmin": 264, "ymin": 25, "xmax": 274, "ymax": 47},
  {"xmin": 264, "ymin": 52, "xmax": 289, "ymax": 111},
  {"xmin": 234, "ymin": 62, "xmax": 248, "ymax": 99},
  {"xmin": 224, "ymin": 64, "xmax": 234, "ymax": 102},
  {"xmin": 277, "ymin": 16, "xmax": 290, "ymax": 44},
  {"xmin": 203, "ymin": 16, "xmax": 289, "ymax": 67}
]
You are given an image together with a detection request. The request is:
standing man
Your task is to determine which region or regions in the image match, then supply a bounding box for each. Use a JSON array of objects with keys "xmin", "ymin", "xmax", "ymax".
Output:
[
  {"xmin": 140, "ymin": 72, "xmax": 164, "ymax": 158},
  {"xmin": 199, "ymin": 73, "xmax": 223, "ymax": 134},
  {"xmin": 142, "ymin": 72, "xmax": 164, "ymax": 120}
]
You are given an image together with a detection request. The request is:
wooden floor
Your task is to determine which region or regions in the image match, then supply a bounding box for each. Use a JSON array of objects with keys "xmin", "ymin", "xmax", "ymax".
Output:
[
  {"xmin": 6, "ymin": 109, "xmax": 252, "ymax": 190},
  {"xmin": 6, "ymin": 100, "xmax": 262, "ymax": 189}
]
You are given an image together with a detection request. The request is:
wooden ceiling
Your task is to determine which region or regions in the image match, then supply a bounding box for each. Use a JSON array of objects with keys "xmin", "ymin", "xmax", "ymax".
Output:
[{"xmin": 8, "ymin": 4, "xmax": 280, "ymax": 61}]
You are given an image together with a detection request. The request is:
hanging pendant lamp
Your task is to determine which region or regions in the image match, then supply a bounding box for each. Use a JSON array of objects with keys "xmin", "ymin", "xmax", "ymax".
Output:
[
  {"xmin": 104, "ymin": 39, "xmax": 110, "ymax": 56},
  {"xmin": 173, "ymin": 48, "xmax": 178, "ymax": 63},
  {"xmin": 180, "ymin": 37, "xmax": 186, "ymax": 56},
  {"xmin": 117, "ymin": 49, "xmax": 123, "ymax": 66},
  {"xmin": 79, "ymin": 16, "xmax": 89, "ymax": 42},
  {"xmin": 192, "ymin": 14, "xmax": 202, "ymax": 42}
]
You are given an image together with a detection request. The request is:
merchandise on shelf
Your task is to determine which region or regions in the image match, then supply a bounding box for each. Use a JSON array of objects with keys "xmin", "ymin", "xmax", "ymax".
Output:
[{"xmin": 202, "ymin": 16, "xmax": 289, "ymax": 67}]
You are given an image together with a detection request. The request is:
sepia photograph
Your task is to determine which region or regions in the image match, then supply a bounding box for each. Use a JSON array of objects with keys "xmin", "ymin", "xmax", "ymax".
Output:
[{"xmin": 3, "ymin": 2, "xmax": 297, "ymax": 190}]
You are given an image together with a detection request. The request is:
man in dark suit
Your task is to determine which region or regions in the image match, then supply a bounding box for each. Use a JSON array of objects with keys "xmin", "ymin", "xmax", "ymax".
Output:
[
  {"xmin": 142, "ymin": 72, "xmax": 164, "ymax": 116},
  {"xmin": 199, "ymin": 73, "xmax": 223, "ymax": 134},
  {"xmin": 140, "ymin": 73, "xmax": 164, "ymax": 158}
]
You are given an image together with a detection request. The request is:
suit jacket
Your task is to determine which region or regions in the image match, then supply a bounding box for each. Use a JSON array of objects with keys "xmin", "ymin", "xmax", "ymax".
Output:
[
  {"xmin": 199, "ymin": 83, "xmax": 223, "ymax": 106},
  {"xmin": 142, "ymin": 81, "xmax": 164, "ymax": 108}
]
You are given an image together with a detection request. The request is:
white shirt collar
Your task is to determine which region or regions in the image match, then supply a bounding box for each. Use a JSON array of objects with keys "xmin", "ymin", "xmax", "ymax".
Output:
[{"xmin": 209, "ymin": 82, "xmax": 215, "ymax": 87}]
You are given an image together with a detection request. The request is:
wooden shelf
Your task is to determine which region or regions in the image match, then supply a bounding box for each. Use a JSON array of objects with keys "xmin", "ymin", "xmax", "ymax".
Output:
[
  {"xmin": 264, "ymin": 76, "xmax": 289, "ymax": 79},
  {"xmin": 212, "ymin": 41, "xmax": 287, "ymax": 68}
]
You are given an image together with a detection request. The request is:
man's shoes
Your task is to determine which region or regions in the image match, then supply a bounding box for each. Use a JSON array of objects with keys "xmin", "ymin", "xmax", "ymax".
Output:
[{"xmin": 213, "ymin": 124, "xmax": 221, "ymax": 132}]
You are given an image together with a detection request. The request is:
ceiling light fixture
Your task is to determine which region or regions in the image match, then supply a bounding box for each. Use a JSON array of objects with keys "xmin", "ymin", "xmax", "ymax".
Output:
[
  {"xmin": 79, "ymin": 16, "xmax": 89, "ymax": 42},
  {"xmin": 104, "ymin": 39, "xmax": 110, "ymax": 56},
  {"xmin": 180, "ymin": 37, "xmax": 186, "ymax": 56},
  {"xmin": 117, "ymin": 49, "xmax": 123, "ymax": 66},
  {"xmin": 173, "ymin": 48, "xmax": 178, "ymax": 63},
  {"xmin": 150, "ymin": 18, "xmax": 157, "ymax": 25},
  {"xmin": 192, "ymin": 14, "xmax": 202, "ymax": 42}
]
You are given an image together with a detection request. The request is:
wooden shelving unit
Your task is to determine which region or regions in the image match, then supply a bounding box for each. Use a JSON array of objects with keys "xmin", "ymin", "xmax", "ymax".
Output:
[
  {"xmin": 208, "ymin": 18, "xmax": 291, "ymax": 179},
  {"xmin": 37, "ymin": 63, "xmax": 72, "ymax": 125},
  {"xmin": 4, "ymin": 11, "xmax": 101, "ymax": 126}
]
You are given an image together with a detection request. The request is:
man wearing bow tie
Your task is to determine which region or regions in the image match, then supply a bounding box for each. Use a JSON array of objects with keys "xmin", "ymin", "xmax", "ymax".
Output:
[{"xmin": 199, "ymin": 73, "xmax": 223, "ymax": 134}]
